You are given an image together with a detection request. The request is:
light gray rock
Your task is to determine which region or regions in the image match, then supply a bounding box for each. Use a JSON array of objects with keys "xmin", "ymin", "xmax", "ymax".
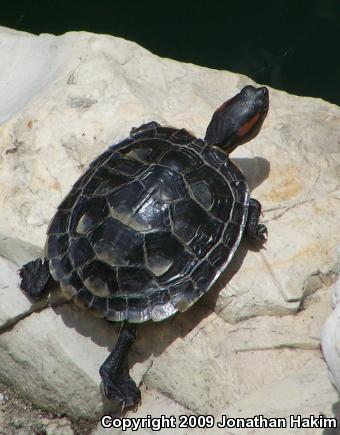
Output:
[
  {"xmin": 0, "ymin": 255, "xmax": 50, "ymax": 330},
  {"xmin": 0, "ymin": 256, "xmax": 30, "ymax": 328},
  {"xmin": 0, "ymin": 286, "xmax": 334, "ymax": 423},
  {"xmin": 0, "ymin": 304, "xmax": 152, "ymax": 420},
  {"xmin": 0, "ymin": 26, "xmax": 339, "ymax": 426},
  {"xmin": 225, "ymin": 357, "xmax": 339, "ymax": 435},
  {"xmin": 92, "ymin": 389, "xmax": 210, "ymax": 435},
  {"xmin": 0, "ymin": 255, "xmax": 67, "ymax": 331},
  {"xmin": 1, "ymin": 27, "xmax": 339, "ymax": 320},
  {"xmin": 321, "ymin": 272, "xmax": 340, "ymax": 393},
  {"xmin": 142, "ymin": 288, "xmax": 332, "ymax": 416}
]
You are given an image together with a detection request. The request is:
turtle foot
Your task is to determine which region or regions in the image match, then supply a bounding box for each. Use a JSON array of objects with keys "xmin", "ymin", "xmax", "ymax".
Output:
[
  {"xmin": 19, "ymin": 258, "xmax": 50, "ymax": 300},
  {"xmin": 253, "ymin": 223, "xmax": 268, "ymax": 243},
  {"xmin": 99, "ymin": 322, "xmax": 139, "ymax": 409},
  {"xmin": 245, "ymin": 198, "xmax": 268, "ymax": 244},
  {"xmin": 101, "ymin": 371, "xmax": 141, "ymax": 409}
]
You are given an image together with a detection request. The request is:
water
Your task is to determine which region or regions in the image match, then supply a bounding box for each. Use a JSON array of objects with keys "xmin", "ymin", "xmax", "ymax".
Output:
[{"xmin": 1, "ymin": 0, "xmax": 339, "ymax": 105}]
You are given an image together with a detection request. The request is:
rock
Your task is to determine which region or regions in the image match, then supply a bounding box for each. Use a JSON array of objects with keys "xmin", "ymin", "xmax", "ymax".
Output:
[
  {"xmin": 0, "ymin": 380, "xmax": 82, "ymax": 435},
  {"xmin": 0, "ymin": 255, "xmax": 67, "ymax": 331},
  {"xmin": 92, "ymin": 389, "xmax": 210, "ymax": 435},
  {"xmin": 0, "ymin": 27, "xmax": 339, "ymax": 322},
  {"xmin": 40, "ymin": 417, "xmax": 74, "ymax": 435},
  {"xmin": 226, "ymin": 357, "xmax": 339, "ymax": 435},
  {"xmin": 0, "ymin": 255, "xmax": 48, "ymax": 330},
  {"xmin": 0, "ymin": 304, "xmax": 152, "ymax": 420},
  {"xmin": 0, "ymin": 256, "xmax": 30, "ymax": 329},
  {"xmin": 0, "ymin": 287, "xmax": 334, "ymax": 423},
  {"xmin": 321, "ymin": 270, "xmax": 340, "ymax": 393},
  {"xmin": 0, "ymin": 26, "xmax": 339, "ymax": 425},
  {"xmin": 142, "ymin": 288, "xmax": 332, "ymax": 416}
]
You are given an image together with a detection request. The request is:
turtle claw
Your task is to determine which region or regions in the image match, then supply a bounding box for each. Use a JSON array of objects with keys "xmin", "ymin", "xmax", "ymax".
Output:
[
  {"xmin": 99, "ymin": 323, "xmax": 139, "ymax": 410},
  {"xmin": 248, "ymin": 223, "xmax": 268, "ymax": 245},
  {"xmin": 103, "ymin": 375, "xmax": 141, "ymax": 409},
  {"xmin": 121, "ymin": 397, "xmax": 140, "ymax": 414},
  {"xmin": 254, "ymin": 224, "xmax": 268, "ymax": 243}
]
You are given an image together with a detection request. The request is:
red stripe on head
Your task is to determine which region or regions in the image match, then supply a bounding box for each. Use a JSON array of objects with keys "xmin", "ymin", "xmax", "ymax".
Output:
[{"xmin": 237, "ymin": 113, "xmax": 260, "ymax": 137}]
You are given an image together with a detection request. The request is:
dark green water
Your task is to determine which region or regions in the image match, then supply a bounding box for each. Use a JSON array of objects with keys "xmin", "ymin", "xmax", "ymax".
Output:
[{"xmin": 1, "ymin": 0, "xmax": 339, "ymax": 105}]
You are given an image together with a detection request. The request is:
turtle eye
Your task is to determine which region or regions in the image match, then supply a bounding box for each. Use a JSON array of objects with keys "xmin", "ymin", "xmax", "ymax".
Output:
[
  {"xmin": 255, "ymin": 95, "xmax": 269, "ymax": 112},
  {"xmin": 241, "ymin": 85, "xmax": 256, "ymax": 97}
]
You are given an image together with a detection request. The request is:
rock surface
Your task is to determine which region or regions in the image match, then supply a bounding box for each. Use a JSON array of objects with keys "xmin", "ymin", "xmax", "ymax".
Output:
[
  {"xmin": 93, "ymin": 389, "xmax": 211, "ymax": 435},
  {"xmin": 225, "ymin": 357, "xmax": 339, "ymax": 435},
  {"xmin": 321, "ymin": 253, "xmax": 340, "ymax": 395},
  {"xmin": 0, "ymin": 380, "xmax": 86, "ymax": 435},
  {"xmin": 0, "ymin": 26, "xmax": 340, "ymax": 431}
]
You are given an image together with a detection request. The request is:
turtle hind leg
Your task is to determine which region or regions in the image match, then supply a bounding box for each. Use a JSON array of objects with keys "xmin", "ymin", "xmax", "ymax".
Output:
[
  {"xmin": 19, "ymin": 258, "xmax": 51, "ymax": 300},
  {"xmin": 245, "ymin": 198, "xmax": 268, "ymax": 243},
  {"xmin": 99, "ymin": 322, "xmax": 141, "ymax": 409}
]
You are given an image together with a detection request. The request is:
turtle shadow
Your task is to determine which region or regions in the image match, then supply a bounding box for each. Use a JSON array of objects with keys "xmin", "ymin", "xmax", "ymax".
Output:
[
  {"xmin": 52, "ymin": 236, "xmax": 253, "ymax": 364},
  {"xmin": 52, "ymin": 291, "xmax": 212, "ymax": 364},
  {"xmin": 52, "ymin": 292, "xmax": 214, "ymax": 415},
  {"xmin": 232, "ymin": 156, "xmax": 270, "ymax": 192},
  {"xmin": 198, "ymin": 238, "xmax": 250, "ymax": 313},
  {"xmin": 233, "ymin": 155, "xmax": 270, "ymax": 254}
]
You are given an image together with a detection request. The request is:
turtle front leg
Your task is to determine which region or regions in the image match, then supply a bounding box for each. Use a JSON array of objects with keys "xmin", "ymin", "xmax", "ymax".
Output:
[
  {"xmin": 100, "ymin": 322, "xmax": 141, "ymax": 409},
  {"xmin": 245, "ymin": 198, "xmax": 268, "ymax": 243},
  {"xmin": 19, "ymin": 258, "xmax": 51, "ymax": 300}
]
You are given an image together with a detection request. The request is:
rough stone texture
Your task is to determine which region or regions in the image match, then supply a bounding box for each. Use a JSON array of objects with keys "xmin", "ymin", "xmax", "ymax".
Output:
[
  {"xmin": 322, "ymin": 270, "xmax": 340, "ymax": 394},
  {"xmin": 0, "ymin": 255, "xmax": 60, "ymax": 333},
  {"xmin": 0, "ymin": 256, "xmax": 32, "ymax": 329},
  {"xmin": 140, "ymin": 288, "xmax": 332, "ymax": 416},
  {"xmin": 225, "ymin": 358, "xmax": 339, "ymax": 435},
  {"xmin": 0, "ymin": 26, "xmax": 340, "ymax": 429},
  {"xmin": 92, "ymin": 389, "xmax": 210, "ymax": 435},
  {"xmin": 0, "ymin": 304, "xmax": 151, "ymax": 420},
  {"xmin": 0, "ymin": 255, "xmax": 66, "ymax": 331},
  {"xmin": 0, "ymin": 380, "xmax": 87, "ymax": 435}
]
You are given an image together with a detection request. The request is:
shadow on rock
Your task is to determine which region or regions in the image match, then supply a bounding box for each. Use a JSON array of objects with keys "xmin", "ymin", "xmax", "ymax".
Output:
[
  {"xmin": 51, "ymin": 239, "xmax": 254, "ymax": 371},
  {"xmin": 323, "ymin": 399, "xmax": 340, "ymax": 435},
  {"xmin": 52, "ymin": 291, "xmax": 211, "ymax": 365},
  {"xmin": 199, "ymin": 238, "xmax": 249, "ymax": 314},
  {"xmin": 233, "ymin": 156, "xmax": 270, "ymax": 192}
]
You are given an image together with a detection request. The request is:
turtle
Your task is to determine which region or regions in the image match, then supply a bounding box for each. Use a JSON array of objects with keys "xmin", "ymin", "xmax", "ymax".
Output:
[{"xmin": 19, "ymin": 84, "xmax": 269, "ymax": 409}]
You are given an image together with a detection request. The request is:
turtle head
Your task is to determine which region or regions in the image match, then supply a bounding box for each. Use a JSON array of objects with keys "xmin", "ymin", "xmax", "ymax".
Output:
[{"xmin": 204, "ymin": 85, "xmax": 269, "ymax": 153}]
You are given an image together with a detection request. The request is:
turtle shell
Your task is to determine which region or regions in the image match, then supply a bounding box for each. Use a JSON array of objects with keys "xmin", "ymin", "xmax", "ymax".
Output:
[{"xmin": 45, "ymin": 125, "xmax": 249, "ymax": 322}]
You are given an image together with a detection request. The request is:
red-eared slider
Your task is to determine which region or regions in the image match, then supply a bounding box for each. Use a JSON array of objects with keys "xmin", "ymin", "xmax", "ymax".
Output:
[{"xmin": 20, "ymin": 85, "xmax": 269, "ymax": 408}]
